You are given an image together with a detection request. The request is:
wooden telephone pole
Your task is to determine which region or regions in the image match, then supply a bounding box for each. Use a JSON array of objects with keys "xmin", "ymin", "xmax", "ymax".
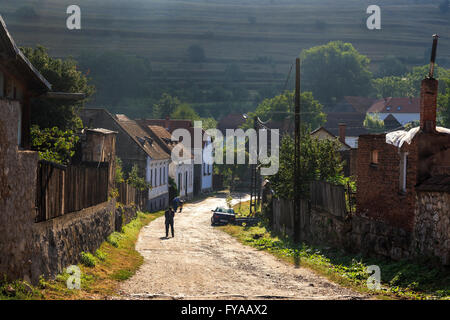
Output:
[{"xmin": 293, "ymin": 58, "xmax": 301, "ymax": 243}]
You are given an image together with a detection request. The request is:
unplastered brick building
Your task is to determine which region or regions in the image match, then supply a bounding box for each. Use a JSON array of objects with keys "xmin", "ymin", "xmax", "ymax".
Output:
[{"xmin": 355, "ymin": 76, "xmax": 450, "ymax": 263}]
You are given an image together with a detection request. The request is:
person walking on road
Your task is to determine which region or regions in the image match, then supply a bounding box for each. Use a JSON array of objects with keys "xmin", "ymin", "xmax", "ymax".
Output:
[
  {"xmin": 173, "ymin": 196, "xmax": 181, "ymax": 213},
  {"xmin": 165, "ymin": 207, "xmax": 175, "ymax": 238}
]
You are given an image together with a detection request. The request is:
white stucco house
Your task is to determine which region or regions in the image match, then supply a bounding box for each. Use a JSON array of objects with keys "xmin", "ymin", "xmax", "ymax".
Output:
[
  {"xmin": 367, "ymin": 97, "xmax": 420, "ymax": 126},
  {"xmin": 142, "ymin": 125, "xmax": 194, "ymax": 200}
]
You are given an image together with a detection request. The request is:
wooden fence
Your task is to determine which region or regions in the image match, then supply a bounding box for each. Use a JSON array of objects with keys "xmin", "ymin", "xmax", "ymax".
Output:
[
  {"xmin": 270, "ymin": 180, "xmax": 348, "ymax": 236},
  {"xmin": 36, "ymin": 160, "xmax": 109, "ymax": 222},
  {"xmin": 117, "ymin": 182, "xmax": 146, "ymax": 209},
  {"xmin": 310, "ymin": 180, "xmax": 347, "ymax": 218}
]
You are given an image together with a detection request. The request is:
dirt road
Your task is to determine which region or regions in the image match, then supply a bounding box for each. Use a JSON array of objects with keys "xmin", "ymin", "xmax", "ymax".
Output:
[{"xmin": 116, "ymin": 195, "xmax": 367, "ymax": 300}]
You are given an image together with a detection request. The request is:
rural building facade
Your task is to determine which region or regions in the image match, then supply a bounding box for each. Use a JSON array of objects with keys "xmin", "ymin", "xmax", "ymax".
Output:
[
  {"xmin": 80, "ymin": 108, "xmax": 171, "ymax": 211},
  {"xmin": 140, "ymin": 124, "xmax": 194, "ymax": 200},
  {"xmin": 136, "ymin": 118, "xmax": 213, "ymax": 196},
  {"xmin": 356, "ymin": 77, "xmax": 450, "ymax": 263},
  {"xmin": 367, "ymin": 97, "xmax": 420, "ymax": 126},
  {"xmin": 0, "ymin": 17, "xmax": 125, "ymax": 283}
]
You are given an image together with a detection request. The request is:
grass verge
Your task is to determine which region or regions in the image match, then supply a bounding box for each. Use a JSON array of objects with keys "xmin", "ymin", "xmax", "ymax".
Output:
[
  {"xmin": 0, "ymin": 210, "xmax": 164, "ymax": 300},
  {"xmin": 219, "ymin": 203, "xmax": 450, "ymax": 300}
]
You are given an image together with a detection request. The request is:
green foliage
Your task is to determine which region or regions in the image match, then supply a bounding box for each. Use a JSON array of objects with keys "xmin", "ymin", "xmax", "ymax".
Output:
[
  {"xmin": 111, "ymin": 269, "xmax": 134, "ymax": 281},
  {"xmin": 78, "ymin": 51, "xmax": 151, "ymax": 108},
  {"xmin": 223, "ymin": 220, "xmax": 450, "ymax": 299},
  {"xmin": 22, "ymin": 46, "xmax": 94, "ymax": 131},
  {"xmin": 269, "ymin": 133, "xmax": 344, "ymax": 199},
  {"xmin": 376, "ymin": 55, "xmax": 409, "ymax": 78},
  {"xmin": 152, "ymin": 93, "xmax": 181, "ymax": 119},
  {"xmin": 438, "ymin": 79, "xmax": 450, "ymax": 127},
  {"xmin": 226, "ymin": 193, "xmax": 233, "ymax": 209},
  {"xmin": 115, "ymin": 158, "xmax": 125, "ymax": 184},
  {"xmin": 244, "ymin": 90, "xmax": 326, "ymax": 130},
  {"xmin": 371, "ymin": 76, "xmax": 415, "ymax": 98},
  {"xmin": 127, "ymin": 165, "xmax": 151, "ymax": 191},
  {"xmin": 300, "ymin": 41, "xmax": 373, "ymax": 105},
  {"xmin": 80, "ymin": 252, "xmax": 96, "ymax": 267},
  {"xmin": 95, "ymin": 249, "xmax": 107, "ymax": 262},
  {"xmin": 106, "ymin": 232, "xmax": 124, "ymax": 248},
  {"xmin": 171, "ymin": 103, "xmax": 200, "ymax": 120},
  {"xmin": 0, "ymin": 276, "xmax": 39, "ymax": 300},
  {"xmin": 187, "ymin": 44, "xmax": 206, "ymax": 63},
  {"xmin": 363, "ymin": 113, "xmax": 385, "ymax": 133},
  {"xmin": 168, "ymin": 177, "xmax": 179, "ymax": 202},
  {"xmin": 31, "ymin": 125, "xmax": 79, "ymax": 164}
]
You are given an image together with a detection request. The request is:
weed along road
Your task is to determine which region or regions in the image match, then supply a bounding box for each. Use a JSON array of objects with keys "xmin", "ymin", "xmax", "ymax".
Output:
[{"xmin": 115, "ymin": 196, "xmax": 366, "ymax": 300}]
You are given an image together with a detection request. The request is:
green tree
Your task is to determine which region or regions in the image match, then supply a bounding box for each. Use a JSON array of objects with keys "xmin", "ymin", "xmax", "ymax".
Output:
[
  {"xmin": 127, "ymin": 164, "xmax": 151, "ymax": 191},
  {"xmin": 372, "ymin": 65, "xmax": 450, "ymax": 98},
  {"xmin": 438, "ymin": 79, "xmax": 450, "ymax": 127},
  {"xmin": 371, "ymin": 76, "xmax": 415, "ymax": 98},
  {"xmin": 171, "ymin": 104, "xmax": 200, "ymax": 120},
  {"xmin": 22, "ymin": 46, "xmax": 94, "ymax": 131},
  {"xmin": 244, "ymin": 90, "xmax": 326, "ymax": 130},
  {"xmin": 300, "ymin": 41, "xmax": 373, "ymax": 105},
  {"xmin": 152, "ymin": 93, "xmax": 181, "ymax": 118},
  {"xmin": 78, "ymin": 51, "xmax": 151, "ymax": 107},
  {"xmin": 269, "ymin": 133, "xmax": 344, "ymax": 199},
  {"xmin": 30, "ymin": 126, "xmax": 79, "ymax": 164},
  {"xmin": 115, "ymin": 158, "xmax": 125, "ymax": 184},
  {"xmin": 363, "ymin": 113, "xmax": 385, "ymax": 133},
  {"xmin": 187, "ymin": 44, "xmax": 206, "ymax": 63},
  {"xmin": 376, "ymin": 55, "xmax": 409, "ymax": 78}
]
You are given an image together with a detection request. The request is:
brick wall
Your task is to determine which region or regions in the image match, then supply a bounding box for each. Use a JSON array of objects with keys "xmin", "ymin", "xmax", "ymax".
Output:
[{"xmin": 356, "ymin": 134, "xmax": 418, "ymax": 232}]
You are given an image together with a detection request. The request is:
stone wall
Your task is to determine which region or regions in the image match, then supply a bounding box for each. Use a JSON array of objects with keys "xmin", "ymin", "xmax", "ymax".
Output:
[
  {"xmin": 348, "ymin": 215, "xmax": 412, "ymax": 261},
  {"xmin": 413, "ymin": 191, "xmax": 450, "ymax": 265},
  {"xmin": 0, "ymin": 99, "xmax": 38, "ymax": 284},
  {"xmin": 115, "ymin": 205, "xmax": 138, "ymax": 232},
  {"xmin": 31, "ymin": 201, "xmax": 116, "ymax": 283}
]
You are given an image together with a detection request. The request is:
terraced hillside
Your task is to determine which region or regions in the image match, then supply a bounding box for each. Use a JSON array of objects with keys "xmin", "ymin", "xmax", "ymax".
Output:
[{"xmin": 1, "ymin": 0, "xmax": 449, "ymax": 113}]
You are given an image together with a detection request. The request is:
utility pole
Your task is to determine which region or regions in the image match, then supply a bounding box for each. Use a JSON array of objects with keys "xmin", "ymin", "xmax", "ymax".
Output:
[{"xmin": 293, "ymin": 58, "xmax": 301, "ymax": 243}]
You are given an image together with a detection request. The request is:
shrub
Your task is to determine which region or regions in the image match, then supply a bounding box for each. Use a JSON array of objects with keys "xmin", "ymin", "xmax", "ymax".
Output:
[
  {"xmin": 95, "ymin": 249, "xmax": 107, "ymax": 261},
  {"xmin": 80, "ymin": 252, "xmax": 96, "ymax": 267},
  {"xmin": 107, "ymin": 232, "xmax": 124, "ymax": 248}
]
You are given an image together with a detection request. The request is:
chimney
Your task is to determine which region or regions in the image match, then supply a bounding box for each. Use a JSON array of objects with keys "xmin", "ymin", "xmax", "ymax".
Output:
[
  {"xmin": 338, "ymin": 123, "xmax": 346, "ymax": 144},
  {"xmin": 420, "ymin": 35, "xmax": 439, "ymax": 133}
]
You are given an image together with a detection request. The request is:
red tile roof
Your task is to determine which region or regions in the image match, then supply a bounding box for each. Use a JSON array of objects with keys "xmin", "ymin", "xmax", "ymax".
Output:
[
  {"xmin": 115, "ymin": 115, "xmax": 170, "ymax": 160},
  {"xmin": 368, "ymin": 97, "xmax": 420, "ymax": 114}
]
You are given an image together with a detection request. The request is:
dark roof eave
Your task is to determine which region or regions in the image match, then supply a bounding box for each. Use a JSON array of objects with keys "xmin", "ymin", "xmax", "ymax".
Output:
[{"xmin": 0, "ymin": 15, "xmax": 52, "ymax": 94}]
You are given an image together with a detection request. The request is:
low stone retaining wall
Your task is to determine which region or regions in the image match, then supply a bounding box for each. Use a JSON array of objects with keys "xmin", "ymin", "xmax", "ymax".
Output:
[
  {"xmin": 31, "ymin": 201, "xmax": 116, "ymax": 284},
  {"xmin": 270, "ymin": 195, "xmax": 448, "ymax": 264},
  {"xmin": 115, "ymin": 205, "xmax": 138, "ymax": 232}
]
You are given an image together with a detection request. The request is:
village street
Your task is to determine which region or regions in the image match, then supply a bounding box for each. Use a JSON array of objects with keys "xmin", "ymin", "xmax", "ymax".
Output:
[{"xmin": 114, "ymin": 195, "xmax": 367, "ymax": 300}]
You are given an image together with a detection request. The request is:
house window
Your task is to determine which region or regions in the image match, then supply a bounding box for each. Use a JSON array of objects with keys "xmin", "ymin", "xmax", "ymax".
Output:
[
  {"xmin": 150, "ymin": 167, "xmax": 153, "ymax": 186},
  {"xmin": 159, "ymin": 167, "xmax": 162, "ymax": 186},
  {"xmin": 399, "ymin": 152, "xmax": 408, "ymax": 193},
  {"xmin": 371, "ymin": 150, "xmax": 379, "ymax": 165}
]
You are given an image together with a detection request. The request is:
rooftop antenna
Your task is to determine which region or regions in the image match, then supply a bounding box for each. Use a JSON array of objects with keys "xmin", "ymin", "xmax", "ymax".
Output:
[{"xmin": 428, "ymin": 34, "xmax": 439, "ymax": 79}]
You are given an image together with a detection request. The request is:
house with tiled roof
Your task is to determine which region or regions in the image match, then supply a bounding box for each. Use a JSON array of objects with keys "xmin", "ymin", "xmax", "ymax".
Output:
[
  {"xmin": 136, "ymin": 117, "xmax": 213, "ymax": 195},
  {"xmin": 140, "ymin": 124, "xmax": 194, "ymax": 200},
  {"xmin": 367, "ymin": 97, "xmax": 420, "ymax": 126},
  {"xmin": 80, "ymin": 108, "xmax": 171, "ymax": 211}
]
